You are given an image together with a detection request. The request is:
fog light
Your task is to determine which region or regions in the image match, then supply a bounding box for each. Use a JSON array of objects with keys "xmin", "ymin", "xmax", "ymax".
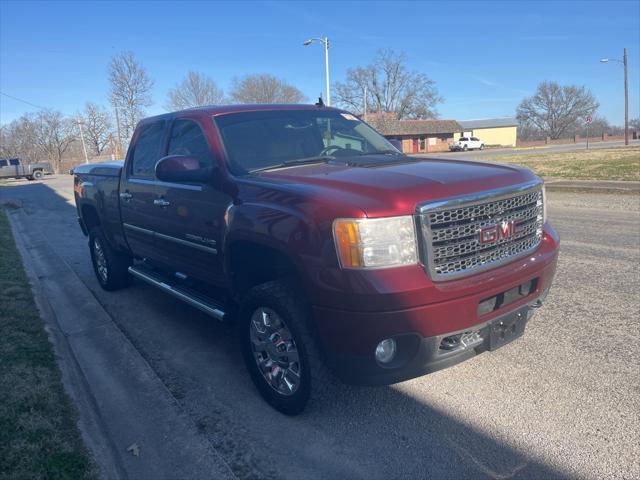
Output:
[{"xmin": 375, "ymin": 338, "xmax": 397, "ymax": 364}]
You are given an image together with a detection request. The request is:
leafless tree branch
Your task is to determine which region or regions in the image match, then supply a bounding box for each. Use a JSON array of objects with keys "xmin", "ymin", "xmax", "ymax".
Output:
[
  {"xmin": 333, "ymin": 49, "xmax": 442, "ymax": 119},
  {"xmin": 165, "ymin": 71, "xmax": 226, "ymax": 110},
  {"xmin": 108, "ymin": 51, "xmax": 154, "ymax": 142},
  {"xmin": 230, "ymin": 74, "xmax": 306, "ymax": 104}
]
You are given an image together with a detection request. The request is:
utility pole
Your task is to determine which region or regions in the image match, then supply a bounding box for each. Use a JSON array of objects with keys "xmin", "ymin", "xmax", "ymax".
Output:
[
  {"xmin": 363, "ymin": 85, "xmax": 367, "ymax": 120},
  {"xmin": 77, "ymin": 117, "xmax": 89, "ymax": 164},
  {"xmin": 113, "ymin": 106, "xmax": 123, "ymax": 158},
  {"xmin": 623, "ymin": 47, "xmax": 629, "ymax": 145},
  {"xmin": 600, "ymin": 48, "xmax": 629, "ymax": 145}
]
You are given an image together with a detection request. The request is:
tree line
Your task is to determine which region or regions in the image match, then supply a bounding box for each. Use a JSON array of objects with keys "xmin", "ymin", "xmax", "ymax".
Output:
[{"xmin": 1, "ymin": 48, "xmax": 634, "ymax": 172}]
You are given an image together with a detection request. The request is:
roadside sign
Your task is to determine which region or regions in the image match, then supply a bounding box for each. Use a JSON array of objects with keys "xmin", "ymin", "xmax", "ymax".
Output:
[{"xmin": 586, "ymin": 116, "xmax": 592, "ymax": 124}]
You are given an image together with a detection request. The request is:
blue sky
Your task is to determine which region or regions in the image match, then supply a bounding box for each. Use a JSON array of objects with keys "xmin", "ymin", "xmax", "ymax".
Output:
[{"xmin": 1, "ymin": 0, "xmax": 638, "ymax": 125}]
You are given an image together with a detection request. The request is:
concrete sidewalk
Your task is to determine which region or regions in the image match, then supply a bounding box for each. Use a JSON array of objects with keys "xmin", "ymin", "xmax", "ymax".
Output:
[
  {"xmin": 543, "ymin": 179, "xmax": 640, "ymax": 193},
  {"xmin": 7, "ymin": 208, "xmax": 236, "ymax": 480}
]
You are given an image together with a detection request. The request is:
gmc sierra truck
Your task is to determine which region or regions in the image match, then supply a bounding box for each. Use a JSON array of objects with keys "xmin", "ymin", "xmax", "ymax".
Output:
[
  {"xmin": 74, "ymin": 104, "xmax": 559, "ymax": 415},
  {"xmin": 0, "ymin": 157, "xmax": 53, "ymax": 180}
]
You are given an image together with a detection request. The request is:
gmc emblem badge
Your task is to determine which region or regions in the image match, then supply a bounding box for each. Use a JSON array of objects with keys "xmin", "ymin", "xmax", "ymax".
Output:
[{"xmin": 479, "ymin": 219, "xmax": 523, "ymax": 245}]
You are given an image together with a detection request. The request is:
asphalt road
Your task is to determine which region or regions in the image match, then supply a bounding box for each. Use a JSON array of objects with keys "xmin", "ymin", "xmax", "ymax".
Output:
[
  {"xmin": 2, "ymin": 176, "xmax": 639, "ymax": 480},
  {"xmin": 418, "ymin": 139, "xmax": 639, "ymax": 160}
]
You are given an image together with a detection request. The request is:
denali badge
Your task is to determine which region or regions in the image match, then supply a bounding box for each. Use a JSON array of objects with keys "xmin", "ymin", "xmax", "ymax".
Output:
[{"xmin": 479, "ymin": 220, "xmax": 523, "ymax": 245}]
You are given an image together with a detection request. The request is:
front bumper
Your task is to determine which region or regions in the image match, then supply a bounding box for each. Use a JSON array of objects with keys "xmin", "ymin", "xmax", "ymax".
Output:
[
  {"xmin": 322, "ymin": 295, "xmax": 545, "ymax": 385},
  {"xmin": 312, "ymin": 224, "xmax": 559, "ymax": 385}
]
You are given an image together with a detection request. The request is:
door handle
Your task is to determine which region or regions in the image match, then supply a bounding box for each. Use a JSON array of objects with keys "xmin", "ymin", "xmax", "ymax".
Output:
[
  {"xmin": 153, "ymin": 198, "xmax": 171, "ymax": 207},
  {"xmin": 120, "ymin": 192, "xmax": 133, "ymax": 201}
]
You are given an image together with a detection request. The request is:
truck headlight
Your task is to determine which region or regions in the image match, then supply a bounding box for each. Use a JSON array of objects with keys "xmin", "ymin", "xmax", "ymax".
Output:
[{"xmin": 333, "ymin": 216, "xmax": 418, "ymax": 269}]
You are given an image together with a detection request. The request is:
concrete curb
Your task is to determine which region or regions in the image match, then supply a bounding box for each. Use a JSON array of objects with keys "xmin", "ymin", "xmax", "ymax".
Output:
[
  {"xmin": 8, "ymin": 208, "xmax": 236, "ymax": 480},
  {"xmin": 544, "ymin": 179, "xmax": 640, "ymax": 193}
]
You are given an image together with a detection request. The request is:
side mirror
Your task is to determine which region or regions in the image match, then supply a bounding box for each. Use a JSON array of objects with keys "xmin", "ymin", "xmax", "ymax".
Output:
[{"xmin": 155, "ymin": 155, "xmax": 213, "ymax": 183}]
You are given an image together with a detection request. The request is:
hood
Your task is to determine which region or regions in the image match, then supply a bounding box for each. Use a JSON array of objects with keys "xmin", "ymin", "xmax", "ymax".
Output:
[{"xmin": 255, "ymin": 157, "xmax": 538, "ymax": 217}]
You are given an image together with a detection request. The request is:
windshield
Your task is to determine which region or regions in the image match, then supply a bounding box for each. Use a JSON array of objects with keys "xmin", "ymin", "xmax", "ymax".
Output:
[{"xmin": 214, "ymin": 109, "xmax": 402, "ymax": 174}]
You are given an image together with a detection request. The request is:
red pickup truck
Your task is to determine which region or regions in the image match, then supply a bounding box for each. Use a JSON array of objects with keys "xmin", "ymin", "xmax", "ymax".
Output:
[{"xmin": 74, "ymin": 104, "xmax": 559, "ymax": 414}]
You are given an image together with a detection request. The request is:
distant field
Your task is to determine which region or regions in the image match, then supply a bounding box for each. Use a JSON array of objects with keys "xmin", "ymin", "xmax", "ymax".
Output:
[{"xmin": 486, "ymin": 146, "xmax": 640, "ymax": 181}]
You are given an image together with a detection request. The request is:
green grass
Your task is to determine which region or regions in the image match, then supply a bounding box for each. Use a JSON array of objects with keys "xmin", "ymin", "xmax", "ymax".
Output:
[
  {"xmin": 0, "ymin": 208, "xmax": 95, "ymax": 479},
  {"xmin": 486, "ymin": 146, "xmax": 640, "ymax": 181}
]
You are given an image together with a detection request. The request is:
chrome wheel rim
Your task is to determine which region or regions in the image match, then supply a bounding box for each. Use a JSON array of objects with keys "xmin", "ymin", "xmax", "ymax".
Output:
[
  {"xmin": 249, "ymin": 307, "xmax": 301, "ymax": 396},
  {"xmin": 93, "ymin": 238, "xmax": 108, "ymax": 282}
]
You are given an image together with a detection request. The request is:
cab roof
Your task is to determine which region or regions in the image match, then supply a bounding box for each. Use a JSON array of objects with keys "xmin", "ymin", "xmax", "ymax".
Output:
[{"xmin": 141, "ymin": 103, "xmax": 342, "ymax": 123}]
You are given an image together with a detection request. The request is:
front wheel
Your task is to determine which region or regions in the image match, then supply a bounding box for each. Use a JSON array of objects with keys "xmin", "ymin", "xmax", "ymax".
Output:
[
  {"xmin": 479, "ymin": 144, "xmax": 484, "ymax": 150},
  {"xmin": 89, "ymin": 226, "xmax": 132, "ymax": 291},
  {"xmin": 239, "ymin": 280, "xmax": 330, "ymax": 415},
  {"xmin": 462, "ymin": 145, "xmax": 468, "ymax": 151}
]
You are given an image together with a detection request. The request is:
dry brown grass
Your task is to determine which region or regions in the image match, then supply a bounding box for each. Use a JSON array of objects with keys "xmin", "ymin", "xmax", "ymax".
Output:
[{"xmin": 486, "ymin": 146, "xmax": 640, "ymax": 181}]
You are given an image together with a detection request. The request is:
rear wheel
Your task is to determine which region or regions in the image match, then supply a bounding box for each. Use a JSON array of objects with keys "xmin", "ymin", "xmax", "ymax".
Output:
[
  {"xmin": 239, "ymin": 280, "xmax": 330, "ymax": 415},
  {"xmin": 32, "ymin": 170, "xmax": 43, "ymax": 180},
  {"xmin": 479, "ymin": 144, "xmax": 484, "ymax": 150},
  {"xmin": 89, "ymin": 226, "xmax": 132, "ymax": 291}
]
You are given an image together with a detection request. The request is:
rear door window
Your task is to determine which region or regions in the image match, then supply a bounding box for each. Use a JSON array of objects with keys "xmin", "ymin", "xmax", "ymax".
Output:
[
  {"xmin": 167, "ymin": 119, "xmax": 213, "ymax": 169},
  {"xmin": 9, "ymin": 159, "xmax": 20, "ymax": 166},
  {"xmin": 130, "ymin": 121, "xmax": 166, "ymax": 177},
  {"xmin": 0, "ymin": 160, "xmax": 8, "ymax": 167}
]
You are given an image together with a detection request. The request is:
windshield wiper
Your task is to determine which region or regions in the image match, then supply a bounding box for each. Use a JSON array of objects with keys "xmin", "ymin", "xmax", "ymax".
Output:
[
  {"xmin": 250, "ymin": 155, "xmax": 335, "ymax": 173},
  {"xmin": 359, "ymin": 149, "xmax": 404, "ymax": 156}
]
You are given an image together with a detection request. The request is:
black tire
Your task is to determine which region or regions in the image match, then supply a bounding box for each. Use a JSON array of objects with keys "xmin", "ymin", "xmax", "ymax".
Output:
[
  {"xmin": 32, "ymin": 170, "xmax": 43, "ymax": 180},
  {"xmin": 239, "ymin": 280, "xmax": 331, "ymax": 415},
  {"xmin": 462, "ymin": 145, "xmax": 468, "ymax": 151},
  {"xmin": 480, "ymin": 144, "xmax": 484, "ymax": 150},
  {"xmin": 89, "ymin": 226, "xmax": 132, "ymax": 291}
]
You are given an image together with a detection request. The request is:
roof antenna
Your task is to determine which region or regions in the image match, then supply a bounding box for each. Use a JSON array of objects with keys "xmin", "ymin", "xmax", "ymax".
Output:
[{"xmin": 315, "ymin": 94, "xmax": 324, "ymax": 107}]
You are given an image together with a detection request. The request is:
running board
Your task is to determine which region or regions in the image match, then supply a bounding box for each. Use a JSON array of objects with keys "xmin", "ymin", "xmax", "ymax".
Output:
[{"xmin": 128, "ymin": 265, "xmax": 227, "ymax": 321}]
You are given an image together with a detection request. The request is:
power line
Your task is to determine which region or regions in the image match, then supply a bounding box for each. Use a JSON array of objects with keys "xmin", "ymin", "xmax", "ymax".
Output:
[{"xmin": 0, "ymin": 91, "xmax": 47, "ymax": 110}]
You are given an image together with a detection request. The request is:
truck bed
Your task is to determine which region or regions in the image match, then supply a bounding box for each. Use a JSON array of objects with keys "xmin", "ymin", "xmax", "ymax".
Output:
[{"xmin": 73, "ymin": 161, "xmax": 126, "ymax": 249}]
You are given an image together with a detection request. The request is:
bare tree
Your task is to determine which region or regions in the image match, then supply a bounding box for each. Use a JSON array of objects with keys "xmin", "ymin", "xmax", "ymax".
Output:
[
  {"xmin": 81, "ymin": 102, "xmax": 113, "ymax": 156},
  {"xmin": 0, "ymin": 119, "xmax": 41, "ymax": 162},
  {"xmin": 630, "ymin": 118, "xmax": 640, "ymax": 131},
  {"xmin": 333, "ymin": 49, "xmax": 442, "ymax": 119},
  {"xmin": 230, "ymin": 74, "xmax": 306, "ymax": 104},
  {"xmin": 516, "ymin": 81, "xmax": 599, "ymax": 139},
  {"xmin": 166, "ymin": 71, "xmax": 225, "ymax": 110},
  {"xmin": 32, "ymin": 110, "xmax": 77, "ymax": 173},
  {"xmin": 108, "ymin": 51, "xmax": 154, "ymax": 142}
]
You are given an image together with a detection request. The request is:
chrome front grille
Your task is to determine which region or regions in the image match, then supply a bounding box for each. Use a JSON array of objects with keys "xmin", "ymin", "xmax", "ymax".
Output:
[{"xmin": 419, "ymin": 182, "xmax": 544, "ymax": 280}]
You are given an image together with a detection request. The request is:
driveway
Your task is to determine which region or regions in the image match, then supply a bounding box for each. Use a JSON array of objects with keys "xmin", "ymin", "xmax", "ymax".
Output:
[{"xmin": 1, "ymin": 176, "xmax": 639, "ymax": 479}]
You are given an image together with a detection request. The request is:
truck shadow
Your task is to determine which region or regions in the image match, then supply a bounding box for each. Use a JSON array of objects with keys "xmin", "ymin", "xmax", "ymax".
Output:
[{"xmin": 0, "ymin": 181, "xmax": 571, "ymax": 480}]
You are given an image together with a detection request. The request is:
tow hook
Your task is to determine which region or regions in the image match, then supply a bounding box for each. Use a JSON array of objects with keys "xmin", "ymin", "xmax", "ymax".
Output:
[{"xmin": 529, "ymin": 299, "xmax": 543, "ymax": 309}]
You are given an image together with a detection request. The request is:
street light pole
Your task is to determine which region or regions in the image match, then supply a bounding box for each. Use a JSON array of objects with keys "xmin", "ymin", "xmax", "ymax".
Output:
[
  {"xmin": 600, "ymin": 48, "xmax": 629, "ymax": 145},
  {"xmin": 323, "ymin": 37, "xmax": 330, "ymax": 106},
  {"xmin": 623, "ymin": 47, "xmax": 628, "ymax": 145},
  {"xmin": 303, "ymin": 37, "xmax": 331, "ymax": 106}
]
